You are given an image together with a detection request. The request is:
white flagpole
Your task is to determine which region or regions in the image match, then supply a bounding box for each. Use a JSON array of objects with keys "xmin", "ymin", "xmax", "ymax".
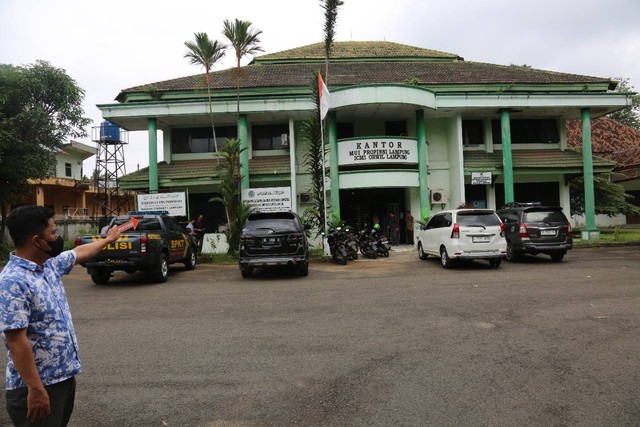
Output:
[{"xmin": 320, "ymin": 108, "xmax": 328, "ymax": 235}]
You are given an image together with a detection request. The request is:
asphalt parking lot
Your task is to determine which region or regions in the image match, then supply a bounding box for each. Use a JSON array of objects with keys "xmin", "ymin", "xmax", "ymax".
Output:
[{"xmin": 1, "ymin": 246, "xmax": 639, "ymax": 426}]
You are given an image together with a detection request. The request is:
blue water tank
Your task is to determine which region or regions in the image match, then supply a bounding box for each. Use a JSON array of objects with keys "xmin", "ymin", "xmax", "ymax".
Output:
[{"xmin": 100, "ymin": 121, "xmax": 120, "ymax": 143}]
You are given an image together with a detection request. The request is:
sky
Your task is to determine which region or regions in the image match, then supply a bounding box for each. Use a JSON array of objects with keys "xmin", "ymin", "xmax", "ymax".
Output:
[{"xmin": 1, "ymin": 0, "xmax": 639, "ymax": 175}]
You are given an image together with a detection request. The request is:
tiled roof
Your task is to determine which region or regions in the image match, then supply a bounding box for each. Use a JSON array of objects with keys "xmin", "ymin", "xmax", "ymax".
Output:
[
  {"xmin": 120, "ymin": 156, "xmax": 290, "ymax": 183},
  {"xmin": 122, "ymin": 61, "xmax": 610, "ymax": 95},
  {"xmin": 119, "ymin": 41, "xmax": 612, "ymax": 98},
  {"xmin": 463, "ymin": 149, "xmax": 616, "ymax": 171},
  {"xmin": 254, "ymin": 41, "xmax": 462, "ymax": 62},
  {"xmin": 566, "ymin": 118, "xmax": 640, "ymax": 167}
]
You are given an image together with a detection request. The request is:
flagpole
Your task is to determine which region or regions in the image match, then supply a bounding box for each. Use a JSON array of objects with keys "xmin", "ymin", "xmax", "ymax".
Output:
[{"xmin": 320, "ymin": 112, "xmax": 328, "ymax": 236}]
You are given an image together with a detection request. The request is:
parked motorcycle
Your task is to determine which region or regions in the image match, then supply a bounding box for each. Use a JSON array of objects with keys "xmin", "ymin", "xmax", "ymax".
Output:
[
  {"xmin": 342, "ymin": 225, "xmax": 359, "ymax": 260},
  {"xmin": 325, "ymin": 227, "xmax": 349, "ymax": 265},
  {"xmin": 371, "ymin": 226, "xmax": 391, "ymax": 257},
  {"xmin": 357, "ymin": 226, "xmax": 378, "ymax": 259}
]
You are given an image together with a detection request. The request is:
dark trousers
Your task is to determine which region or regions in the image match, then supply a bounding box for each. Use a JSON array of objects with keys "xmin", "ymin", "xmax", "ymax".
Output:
[{"xmin": 6, "ymin": 377, "xmax": 76, "ymax": 427}]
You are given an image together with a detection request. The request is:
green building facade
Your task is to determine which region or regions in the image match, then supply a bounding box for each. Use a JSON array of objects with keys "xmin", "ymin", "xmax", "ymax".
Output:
[{"xmin": 99, "ymin": 41, "xmax": 630, "ymax": 242}]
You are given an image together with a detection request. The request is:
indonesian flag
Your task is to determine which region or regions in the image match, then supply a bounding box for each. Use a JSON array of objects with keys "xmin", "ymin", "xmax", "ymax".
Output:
[{"xmin": 318, "ymin": 73, "xmax": 331, "ymax": 120}]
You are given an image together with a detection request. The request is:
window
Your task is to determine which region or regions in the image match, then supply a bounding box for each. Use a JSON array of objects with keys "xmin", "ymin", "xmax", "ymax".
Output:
[
  {"xmin": 171, "ymin": 126, "xmax": 237, "ymax": 154},
  {"xmin": 462, "ymin": 120, "xmax": 484, "ymax": 146},
  {"xmin": 65, "ymin": 163, "xmax": 72, "ymax": 177},
  {"xmin": 385, "ymin": 121, "xmax": 407, "ymax": 136},
  {"xmin": 252, "ymin": 124, "xmax": 288, "ymax": 150},
  {"xmin": 337, "ymin": 122, "xmax": 354, "ymax": 139},
  {"xmin": 492, "ymin": 119, "xmax": 559, "ymax": 144}
]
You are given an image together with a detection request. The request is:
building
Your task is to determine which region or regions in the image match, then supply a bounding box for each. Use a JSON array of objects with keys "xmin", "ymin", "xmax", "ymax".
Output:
[
  {"xmin": 567, "ymin": 117, "xmax": 640, "ymax": 224},
  {"xmin": 98, "ymin": 41, "xmax": 632, "ymax": 241}
]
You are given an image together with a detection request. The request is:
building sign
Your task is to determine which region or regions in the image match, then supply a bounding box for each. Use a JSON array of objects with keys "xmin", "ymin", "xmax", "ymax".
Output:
[
  {"xmin": 471, "ymin": 172, "xmax": 492, "ymax": 185},
  {"xmin": 137, "ymin": 192, "xmax": 187, "ymax": 216},
  {"xmin": 242, "ymin": 187, "xmax": 292, "ymax": 212},
  {"xmin": 338, "ymin": 138, "xmax": 418, "ymax": 166}
]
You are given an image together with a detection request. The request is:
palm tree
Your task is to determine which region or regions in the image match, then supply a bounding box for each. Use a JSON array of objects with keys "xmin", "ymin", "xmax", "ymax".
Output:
[
  {"xmin": 321, "ymin": 0, "xmax": 343, "ymax": 83},
  {"xmin": 184, "ymin": 32, "xmax": 227, "ymax": 156},
  {"xmin": 222, "ymin": 19, "xmax": 264, "ymax": 118}
]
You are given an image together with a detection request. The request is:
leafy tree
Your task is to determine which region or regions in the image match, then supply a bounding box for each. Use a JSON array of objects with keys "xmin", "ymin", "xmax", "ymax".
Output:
[
  {"xmin": 608, "ymin": 77, "xmax": 640, "ymax": 130},
  {"xmin": 320, "ymin": 0, "xmax": 343, "ymax": 82},
  {"xmin": 570, "ymin": 175, "xmax": 640, "ymax": 217},
  {"xmin": 301, "ymin": 71, "xmax": 327, "ymax": 237},
  {"xmin": 222, "ymin": 18, "xmax": 263, "ymax": 118},
  {"xmin": 0, "ymin": 61, "xmax": 90, "ymax": 243},
  {"xmin": 184, "ymin": 33, "xmax": 227, "ymax": 156},
  {"xmin": 209, "ymin": 138, "xmax": 252, "ymax": 256}
]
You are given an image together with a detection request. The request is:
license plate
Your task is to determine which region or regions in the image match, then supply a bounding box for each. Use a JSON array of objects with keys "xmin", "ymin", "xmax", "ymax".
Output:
[
  {"xmin": 472, "ymin": 236, "xmax": 490, "ymax": 243},
  {"xmin": 541, "ymin": 230, "xmax": 556, "ymax": 236},
  {"xmin": 264, "ymin": 237, "xmax": 278, "ymax": 244}
]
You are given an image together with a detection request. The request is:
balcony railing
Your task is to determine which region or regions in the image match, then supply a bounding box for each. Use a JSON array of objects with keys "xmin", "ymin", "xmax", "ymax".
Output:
[{"xmin": 61, "ymin": 207, "xmax": 90, "ymax": 219}]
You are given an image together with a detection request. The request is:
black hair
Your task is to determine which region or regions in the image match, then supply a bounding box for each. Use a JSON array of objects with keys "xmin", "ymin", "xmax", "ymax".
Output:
[{"xmin": 7, "ymin": 205, "xmax": 55, "ymax": 248}]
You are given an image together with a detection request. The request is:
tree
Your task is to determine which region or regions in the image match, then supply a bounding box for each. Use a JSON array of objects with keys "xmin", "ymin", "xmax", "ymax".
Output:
[
  {"xmin": 184, "ymin": 33, "xmax": 227, "ymax": 156},
  {"xmin": 209, "ymin": 138, "xmax": 252, "ymax": 256},
  {"xmin": 0, "ymin": 61, "xmax": 90, "ymax": 243},
  {"xmin": 320, "ymin": 0, "xmax": 343, "ymax": 82},
  {"xmin": 222, "ymin": 18, "xmax": 263, "ymax": 119},
  {"xmin": 570, "ymin": 175, "xmax": 640, "ymax": 217},
  {"xmin": 608, "ymin": 77, "xmax": 640, "ymax": 131},
  {"xmin": 301, "ymin": 72, "xmax": 326, "ymax": 237}
]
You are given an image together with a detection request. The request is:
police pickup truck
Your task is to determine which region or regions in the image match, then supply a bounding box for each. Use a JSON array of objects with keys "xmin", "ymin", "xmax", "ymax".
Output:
[{"xmin": 75, "ymin": 211, "xmax": 197, "ymax": 284}]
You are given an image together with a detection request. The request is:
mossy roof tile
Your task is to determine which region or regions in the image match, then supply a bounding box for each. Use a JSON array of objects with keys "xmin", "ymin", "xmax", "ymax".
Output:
[{"xmin": 463, "ymin": 149, "xmax": 615, "ymax": 171}]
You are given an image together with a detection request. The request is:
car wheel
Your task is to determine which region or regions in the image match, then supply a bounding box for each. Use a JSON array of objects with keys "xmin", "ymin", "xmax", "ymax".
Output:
[
  {"xmin": 440, "ymin": 247, "xmax": 453, "ymax": 269},
  {"xmin": 240, "ymin": 267, "xmax": 253, "ymax": 278},
  {"xmin": 550, "ymin": 252, "xmax": 565, "ymax": 262},
  {"xmin": 184, "ymin": 247, "xmax": 196, "ymax": 270},
  {"xmin": 91, "ymin": 269, "xmax": 110, "ymax": 285},
  {"xmin": 298, "ymin": 264, "xmax": 309, "ymax": 277},
  {"xmin": 489, "ymin": 259, "xmax": 502, "ymax": 268},
  {"xmin": 418, "ymin": 243, "xmax": 428, "ymax": 260},
  {"xmin": 506, "ymin": 242, "xmax": 519, "ymax": 262},
  {"xmin": 153, "ymin": 253, "xmax": 169, "ymax": 283}
]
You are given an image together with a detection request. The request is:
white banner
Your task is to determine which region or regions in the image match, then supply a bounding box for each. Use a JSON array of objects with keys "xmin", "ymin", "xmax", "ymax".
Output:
[
  {"xmin": 242, "ymin": 187, "xmax": 292, "ymax": 212},
  {"xmin": 137, "ymin": 192, "xmax": 187, "ymax": 216},
  {"xmin": 338, "ymin": 138, "xmax": 418, "ymax": 166}
]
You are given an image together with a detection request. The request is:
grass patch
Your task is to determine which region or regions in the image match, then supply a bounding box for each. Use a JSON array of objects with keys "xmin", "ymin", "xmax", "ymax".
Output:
[
  {"xmin": 197, "ymin": 253, "xmax": 237, "ymax": 265},
  {"xmin": 574, "ymin": 227, "xmax": 640, "ymax": 247}
]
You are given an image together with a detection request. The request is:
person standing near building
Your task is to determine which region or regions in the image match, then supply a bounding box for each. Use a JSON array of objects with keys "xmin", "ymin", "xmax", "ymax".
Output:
[
  {"xmin": 387, "ymin": 211, "xmax": 399, "ymax": 246},
  {"xmin": 0, "ymin": 205, "xmax": 121, "ymax": 426},
  {"xmin": 406, "ymin": 211, "xmax": 414, "ymax": 246},
  {"xmin": 193, "ymin": 214, "xmax": 206, "ymax": 255}
]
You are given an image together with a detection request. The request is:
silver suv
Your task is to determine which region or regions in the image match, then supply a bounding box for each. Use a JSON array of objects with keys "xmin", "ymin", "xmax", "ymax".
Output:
[{"xmin": 417, "ymin": 209, "xmax": 507, "ymax": 269}]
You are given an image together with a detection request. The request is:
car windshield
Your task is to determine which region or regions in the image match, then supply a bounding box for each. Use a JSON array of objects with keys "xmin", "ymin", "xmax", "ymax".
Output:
[
  {"xmin": 457, "ymin": 212, "xmax": 501, "ymax": 227},
  {"xmin": 524, "ymin": 210, "xmax": 567, "ymax": 223},
  {"xmin": 244, "ymin": 213, "xmax": 299, "ymax": 232}
]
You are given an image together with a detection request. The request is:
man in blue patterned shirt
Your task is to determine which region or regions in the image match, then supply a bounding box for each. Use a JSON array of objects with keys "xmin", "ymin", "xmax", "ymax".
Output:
[{"xmin": 0, "ymin": 206, "xmax": 121, "ymax": 426}]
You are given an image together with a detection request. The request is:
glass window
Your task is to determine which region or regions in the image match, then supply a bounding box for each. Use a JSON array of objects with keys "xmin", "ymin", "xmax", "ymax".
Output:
[
  {"xmin": 252, "ymin": 124, "xmax": 288, "ymax": 151},
  {"xmin": 524, "ymin": 210, "xmax": 568, "ymax": 223},
  {"xmin": 385, "ymin": 121, "xmax": 407, "ymax": 136},
  {"xmin": 65, "ymin": 163, "xmax": 72, "ymax": 177},
  {"xmin": 462, "ymin": 120, "xmax": 484, "ymax": 146},
  {"xmin": 492, "ymin": 119, "xmax": 559, "ymax": 144},
  {"xmin": 337, "ymin": 122, "xmax": 354, "ymax": 139},
  {"xmin": 456, "ymin": 212, "xmax": 501, "ymax": 226},
  {"xmin": 171, "ymin": 126, "xmax": 237, "ymax": 154}
]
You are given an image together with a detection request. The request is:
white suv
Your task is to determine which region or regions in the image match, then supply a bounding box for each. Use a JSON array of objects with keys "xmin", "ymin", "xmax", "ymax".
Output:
[{"xmin": 417, "ymin": 209, "xmax": 507, "ymax": 269}]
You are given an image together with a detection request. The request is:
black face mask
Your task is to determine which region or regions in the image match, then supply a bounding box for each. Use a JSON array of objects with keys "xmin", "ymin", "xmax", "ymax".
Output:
[{"xmin": 37, "ymin": 235, "xmax": 65, "ymax": 258}]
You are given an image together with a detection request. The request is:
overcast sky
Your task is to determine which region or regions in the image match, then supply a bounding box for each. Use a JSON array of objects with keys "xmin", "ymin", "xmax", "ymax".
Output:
[{"xmin": 1, "ymin": 0, "xmax": 639, "ymax": 174}]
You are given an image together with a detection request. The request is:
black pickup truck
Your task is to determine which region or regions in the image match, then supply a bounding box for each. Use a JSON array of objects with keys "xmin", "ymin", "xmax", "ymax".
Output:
[{"xmin": 75, "ymin": 211, "xmax": 198, "ymax": 284}]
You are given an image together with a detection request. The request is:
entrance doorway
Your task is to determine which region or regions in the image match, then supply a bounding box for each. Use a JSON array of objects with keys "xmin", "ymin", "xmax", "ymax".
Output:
[{"xmin": 339, "ymin": 188, "xmax": 407, "ymax": 243}]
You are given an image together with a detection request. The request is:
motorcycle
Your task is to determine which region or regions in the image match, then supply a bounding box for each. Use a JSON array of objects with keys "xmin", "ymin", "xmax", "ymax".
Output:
[
  {"xmin": 357, "ymin": 226, "xmax": 377, "ymax": 259},
  {"xmin": 371, "ymin": 228, "xmax": 391, "ymax": 257},
  {"xmin": 325, "ymin": 227, "xmax": 349, "ymax": 265},
  {"xmin": 342, "ymin": 225, "xmax": 360, "ymax": 260}
]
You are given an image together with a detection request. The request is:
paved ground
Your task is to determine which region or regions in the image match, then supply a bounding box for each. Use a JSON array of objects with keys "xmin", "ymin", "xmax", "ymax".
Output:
[{"xmin": 1, "ymin": 246, "xmax": 639, "ymax": 426}]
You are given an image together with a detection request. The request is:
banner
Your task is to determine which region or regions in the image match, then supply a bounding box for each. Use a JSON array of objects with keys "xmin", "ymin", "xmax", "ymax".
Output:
[
  {"xmin": 338, "ymin": 138, "xmax": 418, "ymax": 166},
  {"xmin": 137, "ymin": 192, "xmax": 187, "ymax": 216},
  {"xmin": 242, "ymin": 187, "xmax": 292, "ymax": 213}
]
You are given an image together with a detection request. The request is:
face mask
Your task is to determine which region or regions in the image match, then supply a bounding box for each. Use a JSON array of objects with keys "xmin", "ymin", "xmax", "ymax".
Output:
[{"xmin": 37, "ymin": 235, "xmax": 65, "ymax": 257}]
